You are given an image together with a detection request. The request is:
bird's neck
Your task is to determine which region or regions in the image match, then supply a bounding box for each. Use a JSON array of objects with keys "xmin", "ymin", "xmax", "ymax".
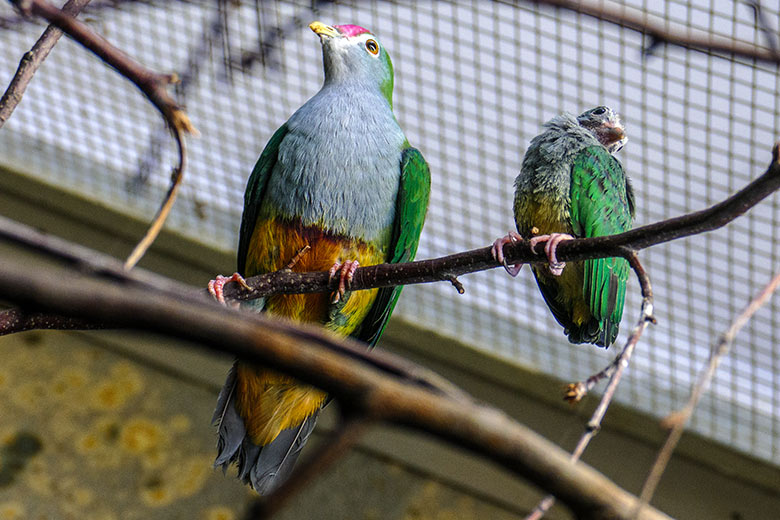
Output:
[{"xmin": 322, "ymin": 74, "xmax": 393, "ymax": 110}]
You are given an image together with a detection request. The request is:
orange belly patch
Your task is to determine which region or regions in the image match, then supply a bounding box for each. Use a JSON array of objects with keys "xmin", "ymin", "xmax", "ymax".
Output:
[{"xmin": 237, "ymin": 215, "xmax": 387, "ymax": 445}]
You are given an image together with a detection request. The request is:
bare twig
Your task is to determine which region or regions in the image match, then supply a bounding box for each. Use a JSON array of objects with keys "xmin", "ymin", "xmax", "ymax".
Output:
[
  {"xmin": 244, "ymin": 414, "xmax": 371, "ymax": 520},
  {"xmin": 9, "ymin": 0, "xmax": 197, "ymax": 269},
  {"xmin": 564, "ymin": 252, "xmax": 656, "ymax": 402},
  {"xmin": 634, "ymin": 269, "xmax": 780, "ymax": 517},
  {"xmin": 0, "ymin": 0, "xmax": 91, "ymax": 127},
  {"xmin": 526, "ymin": 252, "xmax": 656, "ymax": 520},
  {"xmin": 529, "ymin": 0, "xmax": 780, "ymax": 63},
  {"xmin": 0, "ymin": 252, "xmax": 673, "ymax": 520}
]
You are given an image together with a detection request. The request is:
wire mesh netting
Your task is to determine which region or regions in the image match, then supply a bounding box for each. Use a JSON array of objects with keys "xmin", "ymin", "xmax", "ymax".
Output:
[{"xmin": 1, "ymin": 1, "xmax": 778, "ymax": 466}]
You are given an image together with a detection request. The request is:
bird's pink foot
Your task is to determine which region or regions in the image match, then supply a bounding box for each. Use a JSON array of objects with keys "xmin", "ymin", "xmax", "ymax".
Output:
[
  {"xmin": 208, "ymin": 272, "xmax": 251, "ymax": 304},
  {"xmin": 329, "ymin": 260, "xmax": 360, "ymax": 304},
  {"xmin": 528, "ymin": 233, "xmax": 574, "ymax": 276},
  {"xmin": 491, "ymin": 232, "xmax": 524, "ymax": 277}
]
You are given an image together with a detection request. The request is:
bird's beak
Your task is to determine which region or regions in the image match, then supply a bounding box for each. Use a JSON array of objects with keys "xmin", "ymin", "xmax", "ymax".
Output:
[
  {"xmin": 601, "ymin": 123, "xmax": 625, "ymax": 145},
  {"xmin": 309, "ymin": 21, "xmax": 340, "ymax": 40}
]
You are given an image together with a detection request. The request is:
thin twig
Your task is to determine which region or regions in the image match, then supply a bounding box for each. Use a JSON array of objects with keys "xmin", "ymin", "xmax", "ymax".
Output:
[
  {"xmin": 634, "ymin": 270, "xmax": 780, "ymax": 517},
  {"xmin": 529, "ymin": 0, "xmax": 780, "ymax": 63},
  {"xmin": 0, "ymin": 0, "xmax": 91, "ymax": 127},
  {"xmin": 129, "ymin": 0, "xmax": 231, "ymax": 189},
  {"xmin": 526, "ymin": 252, "xmax": 656, "ymax": 520},
  {"xmin": 123, "ymin": 130, "xmax": 187, "ymax": 269},
  {"xmin": 243, "ymin": 414, "xmax": 371, "ymax": 520}
]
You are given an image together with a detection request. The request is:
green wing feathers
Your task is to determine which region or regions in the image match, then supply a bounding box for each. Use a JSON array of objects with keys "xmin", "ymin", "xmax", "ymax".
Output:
[
  {"xmin": 237, "ymin": 124, "xmax": 288, "ymax": 275},
  {"xmin": 357, "ymin": 147, "xmax": 431, "ymax": 347},
  {"xmin": 570, "ymin": 146, "xmax": 634, "ymax": 346}
]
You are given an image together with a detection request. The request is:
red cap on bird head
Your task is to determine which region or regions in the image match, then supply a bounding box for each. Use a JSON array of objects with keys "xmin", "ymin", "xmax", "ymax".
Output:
[{"xmin": 333, "ymin": 24, "xmax": 371, "ymax": 37}]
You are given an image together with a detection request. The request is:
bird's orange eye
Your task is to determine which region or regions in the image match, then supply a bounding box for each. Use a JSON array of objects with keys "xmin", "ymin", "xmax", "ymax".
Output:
[{"xmin": 365, "ymin": 39, "xmax": 379, "ymax": 55}]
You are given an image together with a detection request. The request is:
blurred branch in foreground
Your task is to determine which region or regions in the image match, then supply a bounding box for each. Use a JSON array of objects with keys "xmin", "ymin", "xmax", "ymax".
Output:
[{"xmin": 0, "ymin": 238, "xmax": 672, "ymax": 520}]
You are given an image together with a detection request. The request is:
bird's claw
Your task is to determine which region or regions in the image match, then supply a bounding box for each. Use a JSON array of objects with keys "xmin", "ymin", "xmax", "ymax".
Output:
[
  {"xmin": 208, "ymin": 272, "xmax": 251, "ymax": 304},
  {"xmin": 329, "ymin": 260, "xmax": 360, "ymax": 304},
  {"xmin": 491, "ymin": 232, "xmax": 524, "ymax": 277},
  {"xmin": 529, "ymin": 233, "xmax": 574, "ymax": 276}
]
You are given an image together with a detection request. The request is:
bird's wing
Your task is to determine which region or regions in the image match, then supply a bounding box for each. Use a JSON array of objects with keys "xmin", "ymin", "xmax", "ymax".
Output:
[
  {"xmin": 237, "ymin": 123, "xmax": 289, "ymax": 274},
  {"xmin": 356, "ymin": 146, "xmax": 431, "ymax": 347},
  {"xmin": 570, "ymin": 145, "xmax": 634, "ymax": 345}
]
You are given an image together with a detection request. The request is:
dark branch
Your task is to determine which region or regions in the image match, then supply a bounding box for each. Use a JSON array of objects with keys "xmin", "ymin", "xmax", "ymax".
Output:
[
  {"xmin": 0, "ymin": 216, "xmax": 471, "ymax": 402},
  {"xmin": 744, "ymin": 0, "xmax": 780, "ymax": 56}
]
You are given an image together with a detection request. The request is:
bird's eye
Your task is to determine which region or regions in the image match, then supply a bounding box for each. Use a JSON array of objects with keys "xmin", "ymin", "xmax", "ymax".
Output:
[
  {"xmin": 592, "ymin": 107, "xmax": 607, "ymax": 115},
  {"xmin": 365, "ymin": 39, "xmax": 379, "ymax": 55}
]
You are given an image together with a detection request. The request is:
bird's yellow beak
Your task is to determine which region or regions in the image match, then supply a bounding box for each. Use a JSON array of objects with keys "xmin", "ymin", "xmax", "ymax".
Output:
[{"xmin": 309, "ymin": 21, "xmax": 340, "ymax": 39}]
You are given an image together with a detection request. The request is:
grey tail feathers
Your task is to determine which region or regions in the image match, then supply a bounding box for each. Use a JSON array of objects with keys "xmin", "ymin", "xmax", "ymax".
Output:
[
  {"xmin": 246, "ymin": 412, "xmax": 319, "ymax": 494},
  {"xmin": 212, "ymin": 362, "xmax": 320, "ymax": 494}
]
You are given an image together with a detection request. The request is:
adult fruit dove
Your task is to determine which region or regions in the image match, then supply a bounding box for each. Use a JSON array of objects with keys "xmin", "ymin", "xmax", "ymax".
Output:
[{"xmin": 209, "ymin": 21, "xmax": 430, "ymax": 493}]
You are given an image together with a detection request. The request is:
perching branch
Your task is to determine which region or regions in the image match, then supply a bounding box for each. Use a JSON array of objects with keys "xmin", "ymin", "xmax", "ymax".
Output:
[
  {"xmin": 8, "ymin": 0, "xmax": 197, "ymax": 269},
  {"xmin": 0, "ymin": 249, "xmax": 673, "ymax": 520},
  {"xmin": 0, "ymin": 142, "xmax": 778, "ymax": 336},
  {"xmin": 210, "ymin": 142, "xmax": 780, "ymax": 303},
  {"xmin": 529, "ymin": 0, "xmax": 780, "ymax": 63},
  {"xmin": 0, "ymin": 0, "xmax": 91, "ymax": 127}
]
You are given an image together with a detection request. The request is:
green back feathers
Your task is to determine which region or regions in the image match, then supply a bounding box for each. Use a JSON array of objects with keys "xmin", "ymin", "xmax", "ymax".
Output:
[
  {"xmin": 570, "ymin": 145, "xmax": 635, "ymax": 346},
  {"xmin": 357, "ymin": 147, "xmax": 431, "ymax": 346}
]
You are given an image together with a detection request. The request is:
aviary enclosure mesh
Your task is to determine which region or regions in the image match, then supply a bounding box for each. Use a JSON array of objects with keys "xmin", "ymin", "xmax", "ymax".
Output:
[{"xmin": 0, "ymin": 0, "xmax": 778, "ymax": 465}]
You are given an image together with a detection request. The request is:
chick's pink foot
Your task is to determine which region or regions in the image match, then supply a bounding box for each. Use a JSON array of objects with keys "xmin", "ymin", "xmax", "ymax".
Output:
[
  {"xmin": 491, "ymin": 231, "xmax": 524, "ymax": 277},
  {"xmin": 528, "ymin": 233, "xmax": 574, "ymax": 276},
  {"xmin": 329, "ymin": 260, "xmax": 360, "ymax": 304},
  {"xmin": 208, "ymin": 272, "xmax": 251, "ymax": 304}
]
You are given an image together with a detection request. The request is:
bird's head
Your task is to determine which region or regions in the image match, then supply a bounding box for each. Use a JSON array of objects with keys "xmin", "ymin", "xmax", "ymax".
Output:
[
  {"xmin": 577, "ymin": 106, "xmax": 627, "ymax": 154},
  {"xmin": 309, "ymin": 21, "xmax": 394, "ymax": 107}
]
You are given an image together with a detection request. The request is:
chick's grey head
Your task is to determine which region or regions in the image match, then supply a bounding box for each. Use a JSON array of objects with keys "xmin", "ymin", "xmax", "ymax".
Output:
[
  {"xmin": 577, "ymin": 106, "xmax": 627, "ymax": 154},
  {"xmin": 309, "ymin": 21, "xmax": 394, "ymax": 106}
]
